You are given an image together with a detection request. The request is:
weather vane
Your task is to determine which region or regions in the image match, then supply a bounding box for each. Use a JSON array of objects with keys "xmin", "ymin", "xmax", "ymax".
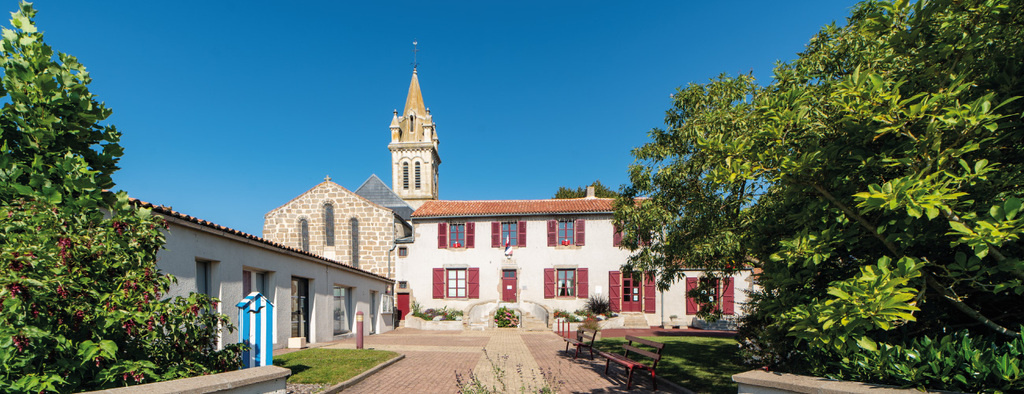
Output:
[{"xmin": 412, "ymin": 40, "xmax": 419, "ymax": 70}]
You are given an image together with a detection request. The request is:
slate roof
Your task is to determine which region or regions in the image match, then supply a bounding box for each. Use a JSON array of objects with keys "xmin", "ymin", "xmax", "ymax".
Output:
[
  {"xmin": 130, "ymin": 198, "xmax": 392, "ymax": 283},
  {"xmin": 354, "ymin": 174, "xmax": 414, "ymax": 221},
  {"xmin": 412, "ymin": 198, "xmax": 615, "ymax": 218}
]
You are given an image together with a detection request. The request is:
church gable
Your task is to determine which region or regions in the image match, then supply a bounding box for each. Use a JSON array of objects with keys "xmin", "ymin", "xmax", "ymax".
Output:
[{"xmin": 263, "ymin": 179, "xmax": 396, "ymax": 277}]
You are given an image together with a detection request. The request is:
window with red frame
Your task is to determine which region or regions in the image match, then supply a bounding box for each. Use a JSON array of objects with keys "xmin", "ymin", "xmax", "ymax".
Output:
[
  {"xmin": 557, "ymin": 220, "xmax": 574, "ymax": 245},
  {"xmin": 449, "ymin": 223, "xmax": 465, "ymax": 247},
  {"xmin": 501, "ymin": 222, "xmax": 518, "ymax": 246},
  {"xmin": 557, "ymin": 269, "xmax": 576, "ymax": 297}
]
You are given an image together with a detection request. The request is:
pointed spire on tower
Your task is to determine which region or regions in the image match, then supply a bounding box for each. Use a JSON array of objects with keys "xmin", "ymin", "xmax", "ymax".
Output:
[{"xmin": 403, "ymin": 69, "xmax": 427, "ymax": 118}]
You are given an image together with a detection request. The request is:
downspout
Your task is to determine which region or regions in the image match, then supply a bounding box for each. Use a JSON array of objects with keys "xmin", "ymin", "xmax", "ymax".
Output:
[{"xmin": 660, "ymin": 289, "xmax": 664, "ymax": 328}]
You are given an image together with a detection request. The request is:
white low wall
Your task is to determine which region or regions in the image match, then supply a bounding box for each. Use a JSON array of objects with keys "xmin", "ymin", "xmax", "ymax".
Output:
[
  {"xmin": 85, "ymin": 365, "xmax": 290, "ymax": 394},
  {"xmin": 733, "ymin": 370, "xmax": 965, "ymax": 394}
]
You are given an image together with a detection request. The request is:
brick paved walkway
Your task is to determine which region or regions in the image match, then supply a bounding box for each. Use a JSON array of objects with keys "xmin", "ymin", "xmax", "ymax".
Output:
[{"xmin": 324, "ymin": 327, "xmax": 684, "ymax": 393}]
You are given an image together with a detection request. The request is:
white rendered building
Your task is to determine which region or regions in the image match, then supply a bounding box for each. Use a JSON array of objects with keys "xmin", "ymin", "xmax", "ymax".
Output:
[{"xmin": 139, "ymin": 200, "xmax": 395, "ymax": 350}]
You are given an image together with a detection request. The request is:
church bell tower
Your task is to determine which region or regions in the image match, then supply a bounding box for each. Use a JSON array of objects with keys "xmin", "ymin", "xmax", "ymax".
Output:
[{"xmin": 389, "ymin": 68, "xmax": 440, "ymax": 209}]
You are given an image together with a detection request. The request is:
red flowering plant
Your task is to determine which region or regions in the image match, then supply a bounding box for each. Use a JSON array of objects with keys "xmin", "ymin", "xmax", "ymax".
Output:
[{"xmin": 0, "ymin": 4, "xmax": 243, "ymax": 392}]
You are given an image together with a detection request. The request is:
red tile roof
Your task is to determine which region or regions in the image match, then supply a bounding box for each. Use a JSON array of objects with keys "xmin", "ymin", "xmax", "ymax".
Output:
[
  {"xmin": 412, "ymin": 198, "xmax": 615, "ymax": 218},
  {"xmin": 129, "ymin": 198, "xmax": 392, "ymax": 283}
]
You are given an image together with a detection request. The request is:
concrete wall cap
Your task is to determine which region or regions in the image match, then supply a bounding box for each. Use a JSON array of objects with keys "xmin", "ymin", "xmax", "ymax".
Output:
[
  {"xmin": 83, "ymin": 365, "xmax": 291, "ymax": 394},
  {"xmin": 733, "ymin": 370, "xmax": 966, "ymax": 394}
]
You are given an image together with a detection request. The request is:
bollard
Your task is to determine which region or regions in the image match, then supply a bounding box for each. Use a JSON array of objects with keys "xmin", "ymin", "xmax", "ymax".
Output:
[{"xmin": 356, "ymin": 311, "xmax": 364, "ymax": 349}]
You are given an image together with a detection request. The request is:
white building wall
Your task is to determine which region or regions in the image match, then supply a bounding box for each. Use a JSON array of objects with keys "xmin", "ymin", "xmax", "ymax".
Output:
[
  {"xmin": 157, "ymin": 216, "xmax": 394, "ymax": 350},
  {"xmin": 397, "ymin": 213, "xmax": 754, "ymax": 327}
]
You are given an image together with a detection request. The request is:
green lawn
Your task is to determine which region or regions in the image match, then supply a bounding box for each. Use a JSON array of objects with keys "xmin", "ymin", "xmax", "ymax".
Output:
[
  {"xmin": 272, "ymin": 348, "xmax": 399, "ymax": 384},
  {"xmin": 593, "ymin": 336, "xmax": 747, "ymax": 394}
]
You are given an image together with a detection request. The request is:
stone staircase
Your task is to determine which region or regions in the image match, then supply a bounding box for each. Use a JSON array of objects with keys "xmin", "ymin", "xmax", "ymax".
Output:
[
  {"xmin": 620, "ymin": 312, "xmax": 651, "ymax": 328},
  {"xmin": 520, "ymin": 312, "xmax": 549, "ymax": 331}
]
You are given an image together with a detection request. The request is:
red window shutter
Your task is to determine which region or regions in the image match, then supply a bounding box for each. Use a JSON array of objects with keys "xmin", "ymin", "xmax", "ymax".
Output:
[
  {"xmin": 466, "ymin": 222, "xmax": 475, "ymax": 248},
  {"xmin": 643, "ymin": 273, "xmax": 657, "ymax": 313},
  {"xmin": 491, "ymin": 222, "xmax": 500, "ymax": 248},
  {"xmin": 432, "ymin": 268, "xmax": 445, "ymax": 299},
  {"xmin": 518, "ymin": 220, "xmax": 527, "ymax": 247},
  {"xmin": 685, "ymin": 278, "xmax": 699, "ymax": 315},
  {"xmin": 613, "ymin": 225, "xmax": 622, "ymax": 247},
  {"xmin": 468, "ymin": 268, "xmax": 480, "ymax": 299},
  {"xmin": 722, "ymin": 277, "xmax": 735, "ymax": 315},
  {"xmin": 577, "ymin": 268, "xmax": 589, "ymax": 299},
  {"xmin": 543, "ymin": 268, "xmax": 555, "ymax": 299},
  {"xmin": 437, "ymin": 223, "xmax": 447, "ymax": 249},
  {"xmin": 547, "ymin": 220, "xmax": 557, "ymax": 247},
  {"xmin": 609, "ymin": 271, "xmax": 621, "ymax": 312},
  {"xmin": 575, "ymin": 219, "xmax": 585, "ymax": 246}
]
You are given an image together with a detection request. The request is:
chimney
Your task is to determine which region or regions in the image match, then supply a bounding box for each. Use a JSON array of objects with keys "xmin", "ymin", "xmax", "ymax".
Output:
[{"xmin": 586, "ymin": 186, "xmax": 596, "ymax": 199}]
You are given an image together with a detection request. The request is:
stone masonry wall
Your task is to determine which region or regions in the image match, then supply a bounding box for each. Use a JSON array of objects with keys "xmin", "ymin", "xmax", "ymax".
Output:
[{"xmin": 263, "ymin": 181, "xmax": 396, "ymax": 278}]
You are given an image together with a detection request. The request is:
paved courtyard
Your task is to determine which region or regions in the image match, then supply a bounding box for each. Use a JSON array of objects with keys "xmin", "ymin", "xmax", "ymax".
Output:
[{"xmin": 323, "ymin": 327, "xmax": 687, "ymax": 393}]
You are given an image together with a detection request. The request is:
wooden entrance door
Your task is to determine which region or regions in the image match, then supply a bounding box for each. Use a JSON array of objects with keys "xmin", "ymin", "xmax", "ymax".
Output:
[
  {"xmin": 396, "ymin": 293, "xmax": 410, "ymax": 320},
  {"xmin": 502, "ymin": 269, "xmax": 517, "ymax": 302},
  {"xmin": 621, "ymin": 276, "xmax": 642, "ymax": 312}
]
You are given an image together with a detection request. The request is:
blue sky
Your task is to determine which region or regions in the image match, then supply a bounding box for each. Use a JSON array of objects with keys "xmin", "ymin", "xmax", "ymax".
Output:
[{"xmin": 28, "ymin": 1, "xmax": 858, "ymax": 236}]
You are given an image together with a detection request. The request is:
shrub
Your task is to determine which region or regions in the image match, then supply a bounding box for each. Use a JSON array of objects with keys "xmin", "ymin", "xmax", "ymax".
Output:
[
  {"xmin": 493, "ymin": 307, "xmax": 519, "ymax": 328},
  {"xmin": 584, "ymin": 295, "xmax": 611, "ymax": 316},
  {"xmin": 823, "ymin": 328, "xmax": 1024, "ymax": 392}
]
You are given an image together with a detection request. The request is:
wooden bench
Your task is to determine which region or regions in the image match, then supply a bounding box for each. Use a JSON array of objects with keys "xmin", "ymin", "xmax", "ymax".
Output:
[
  {"xmin": 596, "ymin": 335, "xmax": 665, "ymax": 390},
  {"xmin": 562, "ymin": 327, "xmax": 597, "ymax": 360}
]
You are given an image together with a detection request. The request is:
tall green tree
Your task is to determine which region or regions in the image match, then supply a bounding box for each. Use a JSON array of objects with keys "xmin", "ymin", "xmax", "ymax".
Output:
[
  {"xmin": 0, "ymin": 4, "xmax": 242, "ymax": 392},
  {"xmin": 553, "ymin": 180, "xmax": 620, "ymax": 199},
  {"xmin": 616, "ymin": 0, "xmax": 1024, "ymax": 390}
]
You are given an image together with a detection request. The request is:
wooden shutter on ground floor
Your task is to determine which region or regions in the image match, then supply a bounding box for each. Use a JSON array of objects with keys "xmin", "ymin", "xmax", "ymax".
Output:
[
  {"xmin": 518, "ymin": 220, "xmax": 527, "ymax": 246},
  {"xmin": 576, "ymin": 268, "xmax": 589, "ymax": 299},
  {"xmin": 685, "ymin": 278, "xmax": 699, "ymax": 314},
  {"xmin": 609, "ymin": 271, "xmax": 621, "ymax": 312},
  {"xmin": 543, "ymin": 268, "xmax": 555, "ymax": 299},
  {"xmin": 437, "ymin": 223, "xmax": 447, "ymax": 249},
  {"xmin": 643, "ymin": 273, "xmax": 656, "ymax": 313},
  {"xmin": 432, "ymin": 268, "xmax": 445, "ymax": 299},
  {"xmin": 466, "ymin": 222, "xmax": 475, "ymax": 248},
  {"xmin": 612, "ymin": 225, "xmax": 622, "ymax": 247},
  {"xmin": 491, "ymin": 222, "xmax": 500, "ymax": 248},
  {"xmin": 722, "ymin": 277, "xmax": 735, "ymax": 315},
  {"xmin": 468, "ymin": 268, "xmax": 480, "ymax": 299},
  {"xmin": 575, "ymin": 219, "xmax": 585, "ymax": 246},
  {"xmin": 547, "ymin": 220, "xmax": 557, "ymax": 246}
]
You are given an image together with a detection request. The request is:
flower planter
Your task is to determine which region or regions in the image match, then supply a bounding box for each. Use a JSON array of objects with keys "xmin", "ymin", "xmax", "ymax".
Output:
[{"xmin": 403, "ymin": 316, "xmax": 463, "ymax": 331}]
